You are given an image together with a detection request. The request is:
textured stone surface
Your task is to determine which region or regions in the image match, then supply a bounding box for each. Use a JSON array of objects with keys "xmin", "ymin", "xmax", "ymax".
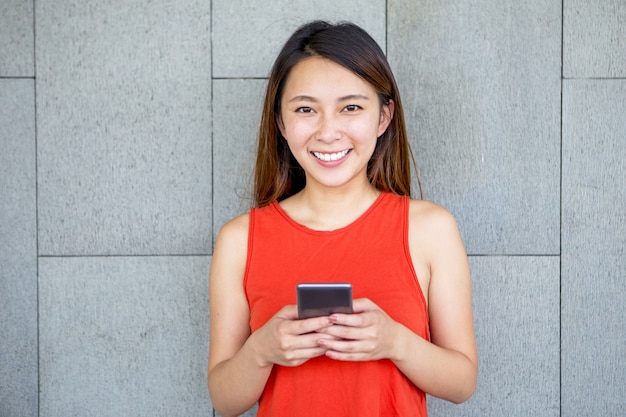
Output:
[
  {"xmin": 36, "ymin": 0, "xmax": 212, "ymax": 256},
  {"xmin": 561, "ymin": 80, "xmax": 626, "ymax": 416},
  {"xmin": 0, "ymin": 79, "xmax": 37, "ymax": 417},
  {"xmin": 0, "ymin": 0, "xmax": 34, "ymax": 76},
  {"xmin": 212, "ymin": 0, "xmax": 386, "ymax": 78},
  {"xmin": 564, "ymin": 0, "xmax": 626, "ymax": 78},
  {"xmin": 39, "ymin": 256, "xmax": 212, "ymax": 417},
  {"xmin": 212, "ymin": 79, "xmax": 266, "ymax": 237},
  {"xmin": 388, "ymin": 0, "xmax": 561, "ymax": 255},
  {"xmin": 428, "ymin": 256, "xmax": 560, "ymax": 416}
]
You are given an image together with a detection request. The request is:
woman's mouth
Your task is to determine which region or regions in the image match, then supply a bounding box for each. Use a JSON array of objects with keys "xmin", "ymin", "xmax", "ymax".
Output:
[{"xmin": 312, "ymin": 149, "xmax": 350, "ymax": 162}]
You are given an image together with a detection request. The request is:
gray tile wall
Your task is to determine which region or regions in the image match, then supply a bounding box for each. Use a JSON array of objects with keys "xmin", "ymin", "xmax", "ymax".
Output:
[
  {"xmin": 1, "ymin": 1, "xmax": 624, "ymax": 416},
  {"xmin": 389, "ymin": 0, "xmax": 561, "ymax": 256},
  {"xmin": 36, "ymin": 0, "xmax": 212, "ymax": 256},
  {"xmin": 563, "ymin": 0, "xmax": 626, "ymax": 78},
  {"xmin": 429, "ymin": 257, "xmax": 560, "ymax": 416},
  {"xmin": 38, "ymin": 257, "xmax": 211, "ymax": 416},
  {"xmin": 1, "ymin": 79, "xmax": 37, "ymax": 417},
  {"xmin": 561, "ymin": 79, "xmax": 626, "ymax": 416},
  {"xmin": 0, "ymin": 0, "xmax": 34, "ymax": 76},
  {"xmin": 211, "ymin": 0, "xmax": 386, "ymax": 78}
]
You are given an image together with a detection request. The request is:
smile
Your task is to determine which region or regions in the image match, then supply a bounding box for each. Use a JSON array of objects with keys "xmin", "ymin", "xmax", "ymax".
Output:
[{"xmin": 312, "ymin": 150, "xmax": 350, "ymax": 162}]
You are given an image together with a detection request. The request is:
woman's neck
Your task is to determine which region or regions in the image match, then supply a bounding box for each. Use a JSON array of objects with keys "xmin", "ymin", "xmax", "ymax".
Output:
[{"xmin": 280, "ymin": 181, "xmax": 381, "ymax": 231}]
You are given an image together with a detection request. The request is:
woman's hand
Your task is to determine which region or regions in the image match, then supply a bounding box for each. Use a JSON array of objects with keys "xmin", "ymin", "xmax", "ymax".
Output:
[
  {"xmin": 250, "ymin": 304, "xmax": 339, "ymax": 368},
  {"xmin": 315, "ymin": 298, "xmax": 403, "ymax": 361}
]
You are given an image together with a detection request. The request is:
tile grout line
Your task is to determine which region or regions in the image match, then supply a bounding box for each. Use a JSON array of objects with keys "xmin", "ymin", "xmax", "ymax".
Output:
[
  {"xmin": 38, "ymin": 254, "xmax": 213, "ymax": 258},
  {"xmin": 385, "ymin": 0, "xmax": 388, "ymax": 56},
  {"xmin": 210, "ymin": 1, "xmax": 216, "ymax": 415},
  {"xmin": 32, "ymin": 0, "xmax": 40, "ymax": 415},
  {"xmin": 559, "ymin": 0, "xmax": 565, "ymax": 415},
  {"xmin": 210, "ymin": 0, "xmax": 215, "ymax": 258}
]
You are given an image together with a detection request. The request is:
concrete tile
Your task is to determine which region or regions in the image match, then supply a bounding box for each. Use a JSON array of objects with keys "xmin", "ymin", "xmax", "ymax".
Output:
[
  {"xmin": 38, "ymin": 256, "xmax": 212, "ymax": 417},
  {"xmin": 428, "ymin": 256, "xmax": 560, "ymax": 416},
  {"xmin": 389, "ymin": 0, "xmax": 561, "ymax": 255},
  {"xmin": 0, "ymin": 0, "xmax": 34, "ymax": 76},
  {"xmin": 561, "ymin": 80, "xmax": 626, "ymax": 415},
  {"xmin": 0, "ymin": 79, "xmax": 37, "ymax": 417},
  {"xmin": 564, "ymin": 0, "xmax": 626, "ymax": 78},
  {"xmin": 212, "ymin": 0, "xmax": 386, "ymax": 78},
  {"xmin": 35, "ymin": 0, "xmax": 212, "ymax": 256},
  {"xmin": 212, "ymin": 79, "xmax": 266, "ymax": 238}
]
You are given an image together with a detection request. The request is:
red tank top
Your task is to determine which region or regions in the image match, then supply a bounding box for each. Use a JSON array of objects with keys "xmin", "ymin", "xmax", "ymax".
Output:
[{"xmin": 245, "ymin": 192, "xmax": 429, "ymax": 416}]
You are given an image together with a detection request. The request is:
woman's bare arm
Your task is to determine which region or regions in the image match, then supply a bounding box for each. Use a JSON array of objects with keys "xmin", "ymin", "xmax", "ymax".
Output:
[
  {"xmin": 402, "ymin": 200, "xmax": 477, "ymax": 402},
  {"xmin": 208, "ymin": 214, "xmax": 338, "ymax": 417},
  {"xmin": 208, "ymin": 214, "xmax": 271, "ymax": 417}
]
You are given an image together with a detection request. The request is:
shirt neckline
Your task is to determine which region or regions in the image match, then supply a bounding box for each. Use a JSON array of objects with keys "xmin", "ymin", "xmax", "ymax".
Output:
[{"xmin": 270, "ymin": 191, "xmax": 390, "ymax": 235}]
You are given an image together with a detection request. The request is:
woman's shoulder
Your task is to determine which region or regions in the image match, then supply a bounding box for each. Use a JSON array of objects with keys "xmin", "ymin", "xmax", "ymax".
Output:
[
  {"xmin": 221, "ymin": 211, "xmax": 251, "ymax": 232},
  {"xmin": 407, "ymin": 198, "xmax": 461, "ymax": 238},
  {"xmin": 406, "ymin": 198, "xmax": 467, "ymax": 287},
  {"xmin": 214, "ymin": 212, "xmax": 251, "ymax": 256}
]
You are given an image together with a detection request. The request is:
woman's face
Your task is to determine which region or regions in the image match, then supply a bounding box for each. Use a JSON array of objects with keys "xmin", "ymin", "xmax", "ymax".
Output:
[{"xmin": 278, "ymin": 56, "xmax": 393, "ymax": 191}]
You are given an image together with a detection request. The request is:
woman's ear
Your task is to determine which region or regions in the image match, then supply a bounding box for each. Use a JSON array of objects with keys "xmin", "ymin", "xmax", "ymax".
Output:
[
  {"xmin": 377, "ymin": 99, "xmax": 395, "ymax": 137},
  {"xmin": 276, "ymin": 113, "xmax": 286, "ymax": 138}
]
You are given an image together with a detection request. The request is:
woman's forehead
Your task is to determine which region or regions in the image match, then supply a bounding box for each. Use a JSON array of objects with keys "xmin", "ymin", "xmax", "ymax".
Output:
[{"xmin": 282, "ymin": 56, "xmax": 377, "ymax": 101}]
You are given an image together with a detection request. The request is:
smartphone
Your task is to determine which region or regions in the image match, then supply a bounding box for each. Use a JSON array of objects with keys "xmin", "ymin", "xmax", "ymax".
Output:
[{"xmin": 297, "ymin": 283, "xmax": 353, "ymax": 319}]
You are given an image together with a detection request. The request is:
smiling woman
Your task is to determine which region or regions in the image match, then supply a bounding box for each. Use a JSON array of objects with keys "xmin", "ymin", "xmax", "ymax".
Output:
[
  {"xmin": 208, "ymin": 20, "xmax": 477, "ymax": 417},
  {"xmin": 253, "ymin": 21, "xmax": 417, "ymax": 208},
  {"xmin": 277, "ymin": 56, "xmax": 393, "ymax": 191}
]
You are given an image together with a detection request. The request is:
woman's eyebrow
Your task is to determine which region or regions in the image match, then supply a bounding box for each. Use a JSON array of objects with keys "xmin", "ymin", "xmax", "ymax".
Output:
[
  {"xmin": 337, "ymin": 94, "xmax": 370, "ymax": 101},
  {"xmin": 287, "ymin": 94, "xmax": 370, "ymax": 103},
  {"xmin": 287, "ymin": 95, "xmax": 318, "ymax": 103}
]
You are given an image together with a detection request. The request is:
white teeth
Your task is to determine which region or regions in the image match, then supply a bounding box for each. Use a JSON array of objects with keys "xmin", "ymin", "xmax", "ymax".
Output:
[{"xmin": 313, "ymin": 150, "xmax": 349, "ymax": 161}]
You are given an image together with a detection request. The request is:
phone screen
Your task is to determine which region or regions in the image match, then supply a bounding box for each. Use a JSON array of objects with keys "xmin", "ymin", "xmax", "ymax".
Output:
[{"xmin": 297, "ymin": 283, "xmax": 353, "ymax": 319}]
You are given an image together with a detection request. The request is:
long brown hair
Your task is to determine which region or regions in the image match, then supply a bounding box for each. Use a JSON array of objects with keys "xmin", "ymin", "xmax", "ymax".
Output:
[{"xmin": 253, "ymin": 20, "xmax": 421, "ymax": 207}]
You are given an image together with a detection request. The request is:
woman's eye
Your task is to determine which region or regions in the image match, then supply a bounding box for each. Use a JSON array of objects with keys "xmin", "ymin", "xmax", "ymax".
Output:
[
  {"xmin": 296, "ymin": 107, "xmax": 314, "ymax": 113},
  {"xmin": 344, "ymin": 104, "xmax": 361, "ymax": 112}
]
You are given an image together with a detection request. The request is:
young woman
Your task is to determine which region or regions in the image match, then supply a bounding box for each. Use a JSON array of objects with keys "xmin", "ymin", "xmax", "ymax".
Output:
[{"xmin": 208, "ymin": 21, "xmax": 477, "ymax": 417}]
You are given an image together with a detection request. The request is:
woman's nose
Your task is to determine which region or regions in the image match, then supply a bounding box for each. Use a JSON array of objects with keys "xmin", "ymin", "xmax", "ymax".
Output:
[{"xmin": 315, "ymin": 113, "xmax": 341, "ymax": 142}]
